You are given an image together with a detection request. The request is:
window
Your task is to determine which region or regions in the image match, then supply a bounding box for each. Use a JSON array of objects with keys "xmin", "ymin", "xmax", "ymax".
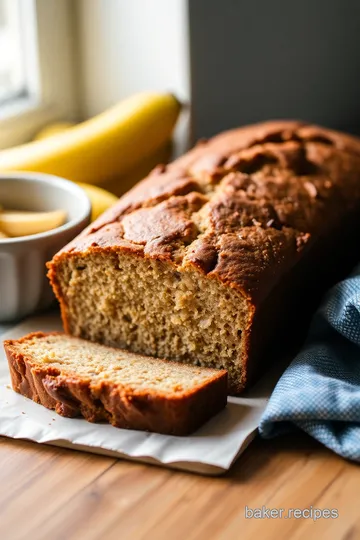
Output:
[
  {"xmin": 0, "ymin": 0, "xmax": 40, "ymax": 114},
  {"xmin": 0, "ymin": 0, "xmax": 77, "ymax": 150},
  {"xmin": 0, "ymin": 0, "xmax": 28, "ymax": 104}
]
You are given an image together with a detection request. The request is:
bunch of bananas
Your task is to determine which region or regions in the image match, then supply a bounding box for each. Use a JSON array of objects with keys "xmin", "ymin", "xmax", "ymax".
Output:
[{"xmin": 0, "ymin": 92, "xmax": 180, "ymax": 224}]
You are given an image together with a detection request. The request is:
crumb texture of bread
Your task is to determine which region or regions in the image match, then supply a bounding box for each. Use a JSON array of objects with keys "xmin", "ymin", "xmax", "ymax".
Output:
[
  {"xmin": 47, "ymin": 121, "xmax": 360, "ymax": 394},
  {"xmin": 4, "ymin": 332, "xmax": 227, "ymax": 435}
]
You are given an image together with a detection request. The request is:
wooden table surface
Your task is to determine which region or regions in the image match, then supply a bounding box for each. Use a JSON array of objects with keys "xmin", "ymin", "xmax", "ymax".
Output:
[{"xmin": 1, "ymin": 433, "xmax": 359, "ymax": 540}]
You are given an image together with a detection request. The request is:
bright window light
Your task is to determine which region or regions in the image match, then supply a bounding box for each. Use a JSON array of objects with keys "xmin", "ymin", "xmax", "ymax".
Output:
[{"xmin": 0, "ymin": 0, "xmax": 39, "ymax": 106}]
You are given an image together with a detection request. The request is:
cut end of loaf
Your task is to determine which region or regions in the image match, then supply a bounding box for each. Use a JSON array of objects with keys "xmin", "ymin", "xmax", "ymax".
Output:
[
  {"xmin": 49, "ymin": 250, "xmax": 249, "ymax": 394},
  {"xmin": 4, "ymin": 332, "xmax": 228, "ymax": 435},
  {"xmin": 47, "ymin": 120, "xmax": 360, "ymax": 397}
]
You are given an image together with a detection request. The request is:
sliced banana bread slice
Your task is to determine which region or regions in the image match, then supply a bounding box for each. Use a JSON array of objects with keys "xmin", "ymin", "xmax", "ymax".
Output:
[{"xmin": 4, "ymin": 332, "xmax": 227, "ymax": 435}]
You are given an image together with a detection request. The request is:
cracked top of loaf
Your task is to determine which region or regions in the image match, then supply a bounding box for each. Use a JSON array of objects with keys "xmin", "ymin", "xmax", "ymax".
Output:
[{"xmin": 53, "ymin": 120, "xmax": 360, "ymax": 305}]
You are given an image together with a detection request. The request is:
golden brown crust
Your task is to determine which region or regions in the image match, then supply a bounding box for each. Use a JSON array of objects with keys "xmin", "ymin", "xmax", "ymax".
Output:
[
  {"xmin": 49, "ymin": 120, "xmax": 360, "ymax": 301},
  {"xmin": 4, "ymin": 332, "xmax": 228, "ymax": 436}
]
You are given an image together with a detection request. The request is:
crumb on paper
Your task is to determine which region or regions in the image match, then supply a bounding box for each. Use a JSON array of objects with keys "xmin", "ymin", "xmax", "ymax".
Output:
[
  {"xmin": 21, "ymin": 412, "xmax": 25, "ymax": 415},
  {"xmin": 6, "ymin": 385, "xmax": 10, "ymax": 389}
]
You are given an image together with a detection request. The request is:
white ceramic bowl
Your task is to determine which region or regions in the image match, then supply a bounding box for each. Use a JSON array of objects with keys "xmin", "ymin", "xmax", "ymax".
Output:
[{"xmin": 0, "ymin": 172, "xmax": 91, "ymax": 322}]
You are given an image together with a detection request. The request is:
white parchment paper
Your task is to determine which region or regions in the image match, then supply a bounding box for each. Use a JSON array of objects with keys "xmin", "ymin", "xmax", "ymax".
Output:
[{"xmin": 0, "ymin": 314, "xmax": 282, "ymax": 475}]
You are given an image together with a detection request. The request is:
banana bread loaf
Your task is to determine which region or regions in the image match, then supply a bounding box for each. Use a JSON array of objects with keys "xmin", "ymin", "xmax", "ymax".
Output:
[
  {"xmin": 48, "ymin": 121, "xmax": 360, "ymax": 394},
  {"xmin": 4, "ymin": 332, "xmax": 227, "ymax": 435}
]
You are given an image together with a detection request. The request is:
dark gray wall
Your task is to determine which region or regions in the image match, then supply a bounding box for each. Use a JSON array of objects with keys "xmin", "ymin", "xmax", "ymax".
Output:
[{"xmin": 189, "ymin": 0, "xmax": 360, "ymax": 139}]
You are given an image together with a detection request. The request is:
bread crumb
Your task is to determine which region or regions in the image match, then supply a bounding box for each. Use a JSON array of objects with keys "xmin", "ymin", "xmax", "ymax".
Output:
[{"xmin": 304, "ymin": 181, "xmax": 317, "ymax": 198}]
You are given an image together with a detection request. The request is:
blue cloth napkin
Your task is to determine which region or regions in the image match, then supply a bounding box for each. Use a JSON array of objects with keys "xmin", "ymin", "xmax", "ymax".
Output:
[{"xmin": 259, "ymin": 264, "xmax": 360, "ymax": 461}]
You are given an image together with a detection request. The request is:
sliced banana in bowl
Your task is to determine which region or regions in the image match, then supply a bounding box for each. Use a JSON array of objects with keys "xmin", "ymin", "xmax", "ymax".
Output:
[
  {"xmin": 0, "ymin": 209, "xmax": 67, "ymax": 238},
  {"xmin": 0, "ymin": 171, "xmax": 91, "ymax": 321}
]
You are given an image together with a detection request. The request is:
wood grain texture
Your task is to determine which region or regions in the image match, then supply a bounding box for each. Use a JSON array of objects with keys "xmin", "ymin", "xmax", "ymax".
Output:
[{"xmin": 0, "ymin": 434, "xmax": 358, "ymax": 540}]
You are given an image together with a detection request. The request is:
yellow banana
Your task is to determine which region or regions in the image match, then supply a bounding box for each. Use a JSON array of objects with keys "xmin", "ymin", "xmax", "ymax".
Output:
[
  {"xmin": 77, "ymin": 183, "xmax": 118, "ymax": 221},
  {"xmin": 34, "ymin": 122, "xmax": 76, "ymax": 140},
  {"xmin": 0, "ymin": 92, "xmax": 180, "ymax": 185}
]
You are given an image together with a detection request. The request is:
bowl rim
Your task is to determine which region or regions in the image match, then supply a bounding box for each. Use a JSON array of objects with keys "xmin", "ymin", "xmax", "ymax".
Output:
[{"xmin": 0, "ymin": 171, "xmax": 91, "ymax": 244}]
